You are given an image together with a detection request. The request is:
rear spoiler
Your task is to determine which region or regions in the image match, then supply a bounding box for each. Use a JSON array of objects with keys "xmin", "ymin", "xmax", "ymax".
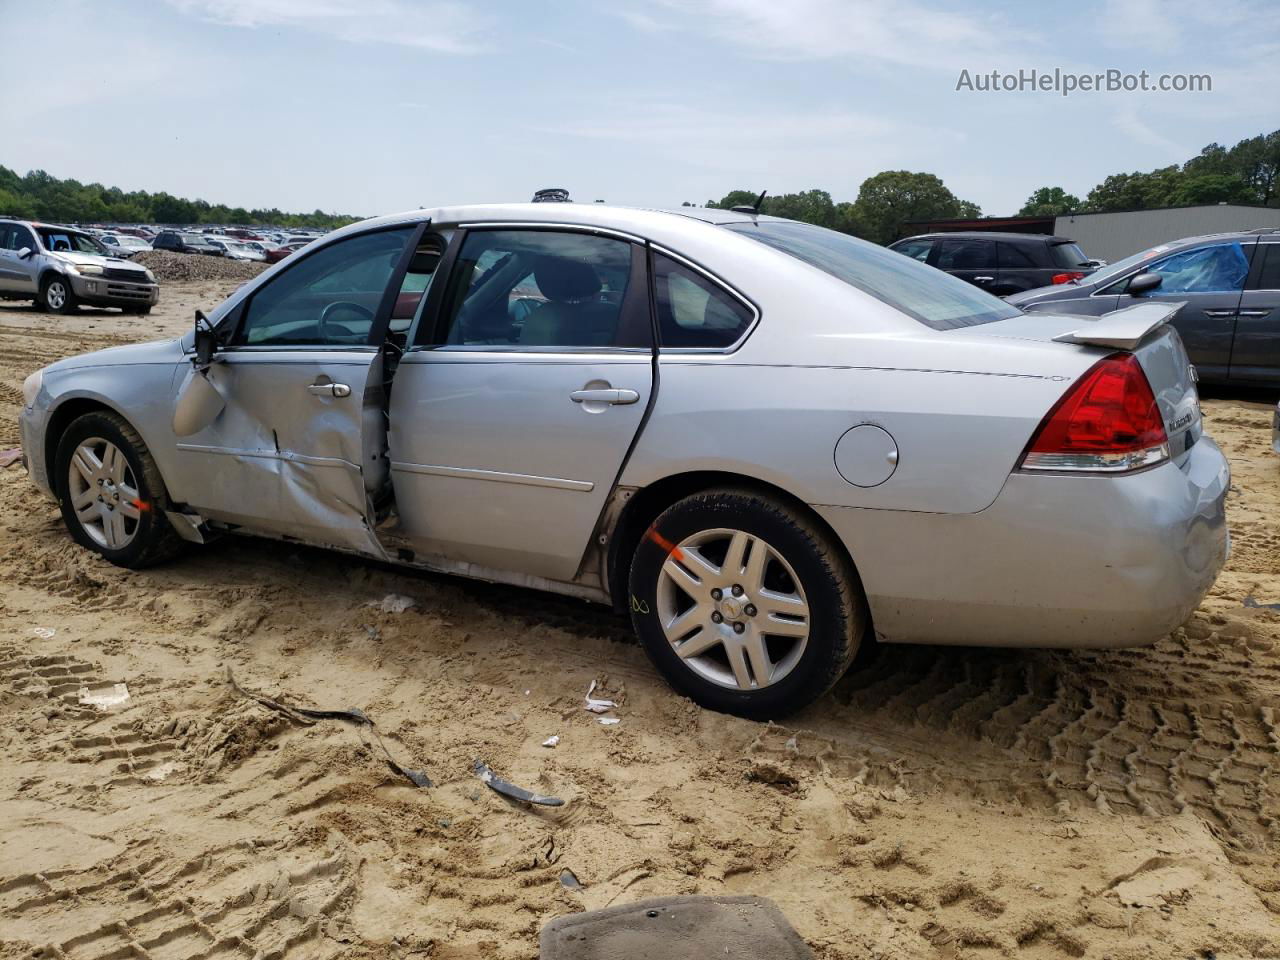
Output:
[{"xmin": 1052, "ymin": 301, "xmax": 1185, "ymax": 351}]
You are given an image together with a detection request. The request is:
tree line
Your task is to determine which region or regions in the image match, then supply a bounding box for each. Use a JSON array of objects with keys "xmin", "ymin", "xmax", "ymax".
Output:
[
  {"xmin": 703, "ymin": 127, "xmax": 1279, "ymax": 244},
  {"xmin": 0, "ymin": 165, "xmax": 360, "ymax": 229}
]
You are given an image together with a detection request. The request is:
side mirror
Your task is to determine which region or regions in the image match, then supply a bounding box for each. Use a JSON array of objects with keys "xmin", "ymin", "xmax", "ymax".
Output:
[
  {"xmin": 1128, "ymin": 272, "xmax": 1163, "ymax": 296},
  {"xmin": 16, "ymin": 247, "xmax": 32, "ymax": 260},
  {"xmin": 194, "ymin": 309, "xmax": 218, "ymax": 368}
]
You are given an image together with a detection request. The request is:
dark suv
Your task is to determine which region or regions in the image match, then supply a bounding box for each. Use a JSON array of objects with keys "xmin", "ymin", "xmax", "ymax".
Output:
[
  {"xmin": 888, "ymin": 231, "xmax": 1095, "ymax": 296},
  {"xmin": 152, "ymin": 231, "xmax": 224, "ymax": 256}
]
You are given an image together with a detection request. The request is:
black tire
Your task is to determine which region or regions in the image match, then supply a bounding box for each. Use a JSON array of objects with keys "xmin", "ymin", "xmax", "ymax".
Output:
[
  {"xmin": 628, "ymin": 488, "xmax": 864, "ymax": 720},
  {"xmin": 40, "ymin": 274, "xmax": 77, "ymax": 314},
  {"xmin": 130, "ymin": 306, "xmax": 152, "ymax": 316},
  {"xmin": 54, "ymin": 411, "xmax": 183, "ymax": 569}
]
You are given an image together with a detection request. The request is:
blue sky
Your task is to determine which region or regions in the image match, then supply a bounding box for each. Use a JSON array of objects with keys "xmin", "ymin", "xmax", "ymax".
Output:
[{"xmin": 2, "ymin": 0, "xmax": 1276, "ymax": 217}]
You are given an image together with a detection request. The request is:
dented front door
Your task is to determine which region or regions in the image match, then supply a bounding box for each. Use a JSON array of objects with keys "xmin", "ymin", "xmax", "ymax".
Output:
[
  {"xmin": 173, "ymin": 349, "xmax": 384, "ymax": 554},
  {"xmin": 170, "ymin": 225, "xmax": 421, "ymax": 554}
]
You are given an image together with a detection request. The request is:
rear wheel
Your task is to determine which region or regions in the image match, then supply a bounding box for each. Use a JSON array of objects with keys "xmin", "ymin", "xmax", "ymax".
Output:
[
  {"xmin": 55, "ymin": 411, "xmax": 182, "ymax": 568},
  {"xmin": 40, "ymin": 275, "xmax": 78, "ymax": 314},
  {"xmin": 628, "ymin": 488, "xmax": 864, "ymax": 719}
]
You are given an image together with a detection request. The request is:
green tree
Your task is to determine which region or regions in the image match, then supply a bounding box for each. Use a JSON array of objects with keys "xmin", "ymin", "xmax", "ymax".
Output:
[
  {"xmin": 1018, "ymin": 186, "xmax": 1081, "ymax": 216},
  {"xmin": 851, "ymin": 171, "xmax": 977, "ymax": 244},
  {"xmin": 1170, "ymin": 173, "xmax": 1254, "ymax": 206}
]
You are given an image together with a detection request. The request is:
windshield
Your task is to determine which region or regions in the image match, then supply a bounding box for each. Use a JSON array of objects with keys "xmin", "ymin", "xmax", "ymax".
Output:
[
  {"xmin": 38, "ymin": 229, "xmax": 106, "ymax": 256},
  {"xmin": 726, "ymin": 220, "xmax": 1021, "ymax": 331}
]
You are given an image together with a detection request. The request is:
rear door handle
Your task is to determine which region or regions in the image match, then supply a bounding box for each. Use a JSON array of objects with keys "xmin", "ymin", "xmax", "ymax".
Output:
[
  {"xmin": 1236, "ymin": 307, "xmax": 1275, "ymax": 318},
  {"xmin": 973, "ymin": 276, "xmax": 994, "ymax": 283},
  {"xmin": 307, "ymin": 382, "xmax": 351, "ymax": 398},
  {"xmin": 570, "ymin": 388, "xmax": 639, "ymax": 405}
]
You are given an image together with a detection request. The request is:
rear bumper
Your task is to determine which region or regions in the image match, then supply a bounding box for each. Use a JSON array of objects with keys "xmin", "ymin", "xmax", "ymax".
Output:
[
  {"xmin": 818, "ymin": 436, "xmax": 1230, "ymax": 649},
  {"xmin": 18, "ymin": 403, "xmax": 54, "ymax": 500},
  {"xmin": 69, "ymin": 273, "xmax": 159, "ymax": 308}
]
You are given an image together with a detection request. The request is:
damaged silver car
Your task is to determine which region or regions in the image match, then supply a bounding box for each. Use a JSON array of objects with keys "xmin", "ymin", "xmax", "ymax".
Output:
[{"xmin": 18, "ymin": 204, "xmax": 1229, "ymax": 718}]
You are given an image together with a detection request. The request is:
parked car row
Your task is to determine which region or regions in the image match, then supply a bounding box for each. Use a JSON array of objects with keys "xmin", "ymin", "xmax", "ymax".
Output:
[{"xmin": 55, "ymin": 223, "xmax": 322, "ymax": 261}]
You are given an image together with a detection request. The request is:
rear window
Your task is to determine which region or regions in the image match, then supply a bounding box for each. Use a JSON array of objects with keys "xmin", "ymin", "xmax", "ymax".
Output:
[
  {"xmin": 726, "ymin": 221, "xmax": 1020, "ymax": 331},
  {"xmin": 1050, "ymin": 241, "xmax": 1090, "ymax": 268}
]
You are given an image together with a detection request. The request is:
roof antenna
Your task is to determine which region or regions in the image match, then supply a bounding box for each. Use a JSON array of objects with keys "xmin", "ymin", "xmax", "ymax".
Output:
[{"xmin": 730, "ymin": 190, "xmax": 767, "ymax": 216}]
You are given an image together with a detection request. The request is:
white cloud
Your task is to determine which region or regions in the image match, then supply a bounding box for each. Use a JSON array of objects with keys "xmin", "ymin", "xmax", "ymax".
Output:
[
  {"xmin": 629, "ymin": 0, "xmax": 1038, "ymax": 71},
  {"xmin": 160, "ymin": 0, "xmax": 491, "ymax": 53}
]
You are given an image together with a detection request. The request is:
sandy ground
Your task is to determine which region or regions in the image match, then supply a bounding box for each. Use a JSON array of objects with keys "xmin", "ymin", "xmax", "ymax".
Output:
[{"xmin": 1, "ymin": 285, "xmax": 1279, "ymax": 960}]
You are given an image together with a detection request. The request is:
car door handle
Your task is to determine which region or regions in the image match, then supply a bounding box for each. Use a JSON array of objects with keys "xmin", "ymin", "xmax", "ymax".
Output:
[
  {"xmin": 973, "ymin": 276, "xmax": 994, "ymax": 283},
  {"xmin": 307, "ymin": 382, "xmax": 351, "ymax": 398},
  {"xmin": 1236, "ymin": 307, "xmax": 1275, "ymax": 317},
  {"xmin": 1204, "ymin": 309, "xmax": 1239, "ymax": 318},
  {"xmin": 570, "ymin": 388, "xmax": 640, "ymax": 405}
]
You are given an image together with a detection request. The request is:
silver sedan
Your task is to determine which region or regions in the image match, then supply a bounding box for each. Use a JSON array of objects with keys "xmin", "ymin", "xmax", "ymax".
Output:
[{"xmin": 17, "ymin": 204, "xmax": 1229, "ymax": 718}]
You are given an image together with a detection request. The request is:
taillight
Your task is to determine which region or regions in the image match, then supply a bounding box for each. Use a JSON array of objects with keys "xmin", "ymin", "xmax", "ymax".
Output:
[
  {"xmin": 1051, "ymin": 271, "xmax": 1085, "ymax": 284},
  {"xmin": 1020, "ymin": 353, "xmax": 1169, "ymax": 472}
]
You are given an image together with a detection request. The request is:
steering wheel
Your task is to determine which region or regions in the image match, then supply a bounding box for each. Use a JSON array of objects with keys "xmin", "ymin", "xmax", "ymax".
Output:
[{"xmin": 318, "ymin": 301, "xmax": 375, "ymax": 343}]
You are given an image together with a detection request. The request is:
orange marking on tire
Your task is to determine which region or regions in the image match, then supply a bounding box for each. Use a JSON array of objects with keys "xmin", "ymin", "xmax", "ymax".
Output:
[
  {"xmin": 131, "ymin": 498, "xmax": 151, "ymax": 512},
  {"xmin": 645, "ymin": 527, "xmax": 683, "ymax": 561}
]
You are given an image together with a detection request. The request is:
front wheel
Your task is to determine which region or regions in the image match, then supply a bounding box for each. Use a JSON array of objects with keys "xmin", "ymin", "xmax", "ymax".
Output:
[
  {"xmin": 55, "ymin": 411, "xmax": 182, "ymax": 568},
  {"xmin": 628, "ymin": 489, "xmax": 864, "ymax": 720},
  {"xmin": 40, "ymin": 275, "xmax": 77, "ymax": 314}
]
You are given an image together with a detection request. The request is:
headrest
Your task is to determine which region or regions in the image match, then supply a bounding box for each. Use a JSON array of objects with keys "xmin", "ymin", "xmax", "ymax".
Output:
[{"xmin": 534, "ymin": 257, "xmax": 601, "ymax": 303}]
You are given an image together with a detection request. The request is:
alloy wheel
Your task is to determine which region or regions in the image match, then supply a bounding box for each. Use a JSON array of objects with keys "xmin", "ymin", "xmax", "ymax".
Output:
[
  {"xmin": 655, "ymin": 528, "xmax": 810, "ymax": 691},
  {"xmin": 66, "ymin": 437, "xmax": 141, "ymax": 550},
  {"xmin": 46, "ymin": 281, "xmax": 67, "ymax": 310}
]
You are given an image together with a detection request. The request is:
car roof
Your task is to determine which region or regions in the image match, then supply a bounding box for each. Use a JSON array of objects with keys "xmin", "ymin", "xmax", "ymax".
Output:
[{"xmin": 896, "ymin": 231, "xmax": 1077, "ymax": 243}]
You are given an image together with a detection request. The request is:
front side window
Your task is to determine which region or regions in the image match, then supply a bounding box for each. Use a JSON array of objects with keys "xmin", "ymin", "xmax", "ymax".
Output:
[
  {"xmin": 652, "ymin": 253, "xmax": 754, "ymax": 348},
  {"xmin": 727, "ymin": 221, "xmax": 1020, "ymax": 331},
  {"xmin": 437, "ymin": 229, "xmax": 643, "ymax": 349},
  {"xmin": 935, "ymin": 238, "xmax": 995, "ymax": 271},
  {"xmin": 234, "ymin": 227, "xmax": 413, "ymax": 346},
  {"xmin": 892, "ymin": 238, "xmax": 933, "ymax": 262},
  {"xmin": 1141, "ymin": 242, "xmax": 1250, "ymax": 294}
]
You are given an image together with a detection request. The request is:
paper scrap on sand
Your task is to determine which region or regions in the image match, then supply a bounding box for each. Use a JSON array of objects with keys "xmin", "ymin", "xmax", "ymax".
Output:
[
  {"xmin": 79, "ymin": 683, "xmax": 130, "ymax": 708},
  {"xmin": 584, "ymin": 679, "xmax": 617, "ymax": 714}
]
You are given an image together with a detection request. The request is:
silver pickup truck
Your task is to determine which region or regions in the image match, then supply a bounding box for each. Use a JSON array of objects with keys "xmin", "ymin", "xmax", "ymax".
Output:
[{"xmin": 0, "ymin": 218, "xmax": 158, "ymax": 315}]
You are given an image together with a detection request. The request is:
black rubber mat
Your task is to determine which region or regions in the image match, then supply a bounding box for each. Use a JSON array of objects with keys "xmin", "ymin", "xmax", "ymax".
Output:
[{"xmin": 539, "ymin": 895, "xmax": 812, "ymax": 959}]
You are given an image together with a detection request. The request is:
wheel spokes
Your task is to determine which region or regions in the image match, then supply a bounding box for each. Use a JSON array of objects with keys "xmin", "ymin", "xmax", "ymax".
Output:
[{"xmin": 743, "ymin": 633, "xmax": 773, "ymax": 687}]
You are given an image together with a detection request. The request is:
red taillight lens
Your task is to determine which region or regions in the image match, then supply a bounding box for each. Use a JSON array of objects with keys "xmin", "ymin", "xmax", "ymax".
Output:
[
  {"xmin": 1020, "ymin": 353, "xmax": 1169, "ymax": 472},
  {"xmin": 1051, "ymin": 271, "xmax": 1085, "ymax": 284}
]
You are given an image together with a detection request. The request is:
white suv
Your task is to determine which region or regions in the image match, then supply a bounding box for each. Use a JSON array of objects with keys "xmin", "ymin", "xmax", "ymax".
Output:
[{"xmin": 0, "ymin": 219, "xmax": 159, "ymax": 315}]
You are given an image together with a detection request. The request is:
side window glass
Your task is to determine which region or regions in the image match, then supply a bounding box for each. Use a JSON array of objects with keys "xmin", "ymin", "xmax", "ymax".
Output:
[
  {"xmin": 0, "ymin": 227, "xmax": 12, "ymax": 251},
  {"xmin": 936, "ymin": 239, "xmax": 995, "ymax": 270},
  {"xmin": 653, "ymin": 253, "xmax": 754, "ymax": 349},
  {"xmin": 1251, "ymin": 244, "xmax": 1280, "ymax": 291},
  {"xmin": 389, "ymin": 235, "xmax": 445, "ymax": 332},
  {"xmin": 997, "ymin": 242, "xmax": 1037, "ymax": 268},
  {"xmin": 893, "ymin": 239, "xmax": 932, "ymax": 262},
  {"xmin": 234, "ymin": 227, "xmax": 413, "ymax": 346},
  {"xmin": 438, "ymin": 230, "xmax": 636, "ymax": 349},
  {"xmin": 1147, "ymin": 242, "xmax": 1249, "ymax": 294}
]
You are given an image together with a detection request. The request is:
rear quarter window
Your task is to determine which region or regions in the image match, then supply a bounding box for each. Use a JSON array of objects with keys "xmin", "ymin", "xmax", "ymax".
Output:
[{"xmin": 726, "ymin": 221, "xmax": 1021, "ymax": 331}]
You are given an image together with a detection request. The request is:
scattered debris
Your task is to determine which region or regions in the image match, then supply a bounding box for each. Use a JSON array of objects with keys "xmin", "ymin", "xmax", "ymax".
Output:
[
  {"xmin": 369, "ymin": 593, "xmax": 417, "ymax": 614},
  {"xmin": 598, "ymin": 717, "xmax": 620, "ymax": 726},
  {"xmin": 542, "ymin": 735, "xmax": 561, "ymax": 748},
  {"xmin": 31, "ymin": 627, "xmax": 56, "ymax": 639},
  {"xmin": 1244, "ymin": 595, "xmax": 1280, "ymax": 611},
  {"xmin": 584, "ymin": 679, "xmax": 617, "ymax": 714},
  {"xmin": 226, "ymin": 667, "xmax": 431, "ymax": 788},
  {"xmin": 78, "ymin": 683, "xmax": 130, "ymax": 709},
  {"xmin": 473, "ymin": 759, "xmax": 564, "ymax": 807},
  {"xmin": 559, "ymin": 868, "xmax": 582, "ymax": 889},
  {"xmin": 0, "ymin": 447, "xmax": 22, "ymax": 469},
  {"xmin": 540, "ymin": 895, "xmax": 813, "ymax": 960}
]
